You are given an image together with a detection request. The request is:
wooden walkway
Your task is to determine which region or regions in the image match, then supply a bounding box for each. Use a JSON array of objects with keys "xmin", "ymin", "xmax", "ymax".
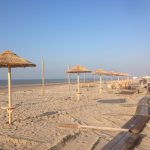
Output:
[{"xmin": 95, "ymin": 96, "xmax": 150, "ymax": 150}]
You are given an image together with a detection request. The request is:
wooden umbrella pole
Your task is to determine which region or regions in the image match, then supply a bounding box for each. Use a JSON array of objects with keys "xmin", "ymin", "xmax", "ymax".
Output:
[
  {"xmin": 107, "ymin": 76, "xmax": 109, "ymax": 84},
  {"xmin": 99, "ymin": 75, "xmax": 102, "ymax": 94},
  {"xmin": 84, "ymin": 73, "xmax": 86, "ymax": 84},
  {"xmin": 77, "ymin": 73, "xmax": 80, "ymax": 100},
  {"xmin": 106, "ymin": 76, "xmax": 108, "ymax": 86},
  {"xmin": 68, "ymin": 65, "xmax": 71, "ymax": 91},
  {"xmin": 93, "ymin": 74, "xmax": 96, "ymax": 83},
  {"xmin": 8, "ymin": 67, "xmax": 12, "ymax": 124},
  {"xmin": 112, "ymin": 76, "xmax": 114, "ymax": 83},
  {"xmin": 42, "ymin": 59, "xmax": 45, "ymax": 96}
]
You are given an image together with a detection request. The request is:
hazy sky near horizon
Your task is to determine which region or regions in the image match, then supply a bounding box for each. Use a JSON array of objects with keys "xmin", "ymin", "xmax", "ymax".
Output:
[{"xmin": 0, "ymin": 0, "xmax": 150, "ymax": 79}]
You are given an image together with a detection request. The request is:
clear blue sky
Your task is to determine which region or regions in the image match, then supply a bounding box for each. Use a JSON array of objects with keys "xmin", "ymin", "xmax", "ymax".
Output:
[{"xmin": 0, "ymin": 0, "xmax": 150, "ymax": 79}]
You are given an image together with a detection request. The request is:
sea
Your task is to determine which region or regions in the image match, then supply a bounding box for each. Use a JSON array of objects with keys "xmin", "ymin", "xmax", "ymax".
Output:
[{"xmin": 0, "ymin": 78, "xmax": 99, "ymax": 86}]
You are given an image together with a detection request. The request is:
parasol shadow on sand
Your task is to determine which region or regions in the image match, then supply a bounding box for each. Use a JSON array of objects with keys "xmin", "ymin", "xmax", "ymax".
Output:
[
  {"xmin": 67, "ymin": 65, "xmax": 91, "ymax": 100},
  {"xmin": 0, "ymin": 50, "xmax": 36, "ymax": 124}
]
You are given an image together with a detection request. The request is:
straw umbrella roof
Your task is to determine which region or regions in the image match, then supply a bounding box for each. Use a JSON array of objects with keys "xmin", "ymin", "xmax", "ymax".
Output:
[
  {"xmin": 118, "ymin": 72, "xmax": 129, "ymax": 76},
  {"xmin": 67, "ymin": 65, "xmax": 92, "ymax": 73},
  {"xmin": 117, "ymin": 72, "xmax": 123, "ymax": 76},
  {"xmin": 113, "ymin": 72, "xmax": 123, "ymax": 76},
  {"xmin": 0, "ymin": 50, "xmax": 36, "ymax": 68},
  {"xmin": 94, "ymin": 69, "xmax": 108, "ymax": 75},
  {"xmin": 122, "ymin": 73, "xmax": 129, "ymax": 76},
  {"xmin": 107, "ymin": 71, "xmax": 118, "ymax": 76}
]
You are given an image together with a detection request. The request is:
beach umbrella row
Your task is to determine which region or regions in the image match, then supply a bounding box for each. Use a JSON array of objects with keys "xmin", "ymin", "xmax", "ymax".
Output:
[
  {"xmin": 0, "ymin": 50, "xmax": 36, "ymax": 124},
  {"xmin": 93, "ymin": 69, "xmax": 130, "ymax": 93},
  {"xmin": 0, "ymin": 51, "xmax": 130, "ymax": 124},
  {"xmin": 67, "ymin": 66, "xmax": 130, "ymax": 98}
]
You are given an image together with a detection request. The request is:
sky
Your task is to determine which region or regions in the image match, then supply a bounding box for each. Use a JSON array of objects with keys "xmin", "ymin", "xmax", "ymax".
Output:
[{"xmin": 0, "ymin": 0, "xmax": 150, "ymax": 79}]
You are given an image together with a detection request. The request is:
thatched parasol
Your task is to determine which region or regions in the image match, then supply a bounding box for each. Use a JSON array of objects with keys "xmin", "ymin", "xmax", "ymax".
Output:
[
  {"xmin": 94, "ymin": 69, "xmax": 108, "ymax": 94},
  {"xmin": 67, "ymin": 65, "xmax": 91, "ymax": 100},
  {"xmin": 0, "ymin": 50, "xmax": 36, "ymax": 124},
  {"xmin": 94, "ymin": 69, "xmax": 109, "ymax": 76}
]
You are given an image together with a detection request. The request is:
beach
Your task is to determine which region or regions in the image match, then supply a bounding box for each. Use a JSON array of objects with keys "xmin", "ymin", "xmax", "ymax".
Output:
[{"xmin": 0, "ymin": 82, "xmax": 149, "ymax": 150}]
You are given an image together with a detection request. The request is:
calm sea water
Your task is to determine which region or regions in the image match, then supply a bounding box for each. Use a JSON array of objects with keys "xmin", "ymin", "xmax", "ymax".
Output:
[
  {"xmin": 0, "ymin": 78, "xmax": 99, "ymax": 86},
  {"xmin": 0, "ymin": 79, "xmax": 67, "ymax": 86}
]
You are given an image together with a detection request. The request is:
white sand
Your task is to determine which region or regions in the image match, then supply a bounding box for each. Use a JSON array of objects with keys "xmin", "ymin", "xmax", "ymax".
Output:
[{"xmin": 0, "ymin": 83, "xmax": 149, "ymax": 150}]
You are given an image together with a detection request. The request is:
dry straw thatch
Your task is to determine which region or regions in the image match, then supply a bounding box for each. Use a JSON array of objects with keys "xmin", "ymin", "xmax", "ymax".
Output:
[
  {"xmin": 94, "ymin": 69, "xmax": 108, "ymax": 75},
  {"xmin": 108, "ymin": 71, "xmax": 118, "ymax": 76},
  {"xmin": 0, "ymin": 50, "xmax": 36, "ymax": 68},
  {"xmin": 67, "ymin": 65, "xmax": 92, "ymax": 73},
  {"xmin": 119, "ymin": 73, "xmax": 129, "ymax": 76}
]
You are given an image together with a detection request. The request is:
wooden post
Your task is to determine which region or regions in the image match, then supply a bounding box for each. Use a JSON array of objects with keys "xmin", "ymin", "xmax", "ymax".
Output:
[
  {"xmin": 58, "ymin": 124, "xmax": 129, "ymax": 132},
  {"xmin": 106, "ymin": 75, "xmax": 108, "ymax": 87},
  {"xmin": 122, "ymin": 76, "xmax": 123, "ymax": 81},
  {"xmin": 93, "ymin": 74, "xmax": 96, "ymax": 83},
  {"xmin": 77, "ymin": 73, "xmax": 80, "ymax": 100},
  {"xmin": 111, "ymin": 76, "xmax": 113, "ymax": 83},
  {"xmin": 99, "ymin": 75, "xmax": 102, "ymax": 94},
  {"xmin": 84, "ymin": 73, "xmax": 86, "ymax": 84},
  {"xmin": 42, "ymin": 59, "xmax": 45, "ymax": 96},
  {"xmin": 107, "ymin": 75, "xmax": 109, "ymax": 84},
  {"xmin": 68, "ymin": 65, "xmax": 71, "ymax": 91},
  {"xmin": 8, "ymin": 67, "xmax": 12, "ymax": 124}
]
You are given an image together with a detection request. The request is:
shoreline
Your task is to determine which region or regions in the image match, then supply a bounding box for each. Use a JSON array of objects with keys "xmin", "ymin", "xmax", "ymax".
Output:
[{"xmin": 0, "ymin": 82, "xmax": 70, "ymax": 91}]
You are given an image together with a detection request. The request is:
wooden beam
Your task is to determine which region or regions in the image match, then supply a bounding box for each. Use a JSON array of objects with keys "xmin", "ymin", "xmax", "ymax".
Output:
[{"xmin": 58, "ymin": 124, "xmax": 129, "ymax": 132}]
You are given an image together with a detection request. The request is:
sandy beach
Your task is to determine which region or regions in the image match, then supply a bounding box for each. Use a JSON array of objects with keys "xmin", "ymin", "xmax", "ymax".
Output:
[
  {"xmin": 1, "ymin": 0, "xmax": 150, "ymax": 149},
  {"xmin": 0, "ymin": 82, "xmax": 149, "ymax": 150}
]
